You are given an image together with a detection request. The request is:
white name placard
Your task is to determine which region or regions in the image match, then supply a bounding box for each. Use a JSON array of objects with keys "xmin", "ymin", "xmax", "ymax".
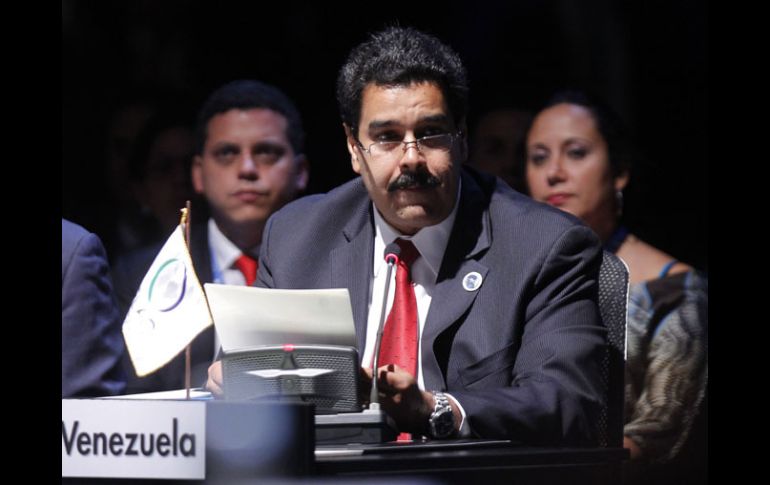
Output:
[{"xmin": 62, "ymin": 399, "xmax": 206, "ymax": 479}]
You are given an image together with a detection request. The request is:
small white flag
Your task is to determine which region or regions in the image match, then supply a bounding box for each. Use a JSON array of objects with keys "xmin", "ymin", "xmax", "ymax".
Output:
[{"xmin": 122, "ymin": 225, "xmax": 213, "ymax": 377}]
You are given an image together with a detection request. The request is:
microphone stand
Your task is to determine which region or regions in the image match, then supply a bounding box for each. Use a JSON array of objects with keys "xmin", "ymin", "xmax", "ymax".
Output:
[
  {"xmin": 369, "ymin": 253, "xmax": 398, "ymax": 409},
  {"xmin": 315, "ymin": 243, "xmax": 400, "ymax": 443}
]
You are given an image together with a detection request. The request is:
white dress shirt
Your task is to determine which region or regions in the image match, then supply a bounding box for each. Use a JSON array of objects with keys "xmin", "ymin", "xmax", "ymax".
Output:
[
  {"xmin": 361, "ymin": 183, "xmax": 470, "ymax": 435},
  {"xmin": 207, "ymin": 218, "xmax": 260, "ymax": 356}
]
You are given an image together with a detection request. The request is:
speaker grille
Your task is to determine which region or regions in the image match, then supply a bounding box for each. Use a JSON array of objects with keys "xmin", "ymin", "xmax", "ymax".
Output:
[{"xmin": 222, "ymin": 346, "xmax": 360, "ymax": 413}]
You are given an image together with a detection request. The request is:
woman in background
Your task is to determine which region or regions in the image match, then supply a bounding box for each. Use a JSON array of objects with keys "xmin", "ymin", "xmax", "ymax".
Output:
[{"xmin": 524, "ymin": 90, "xmax": 707, "ymax": 483}]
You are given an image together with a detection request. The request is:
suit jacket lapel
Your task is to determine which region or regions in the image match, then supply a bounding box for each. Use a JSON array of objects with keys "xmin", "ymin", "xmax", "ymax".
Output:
[
  {"xmin": 421, "ymin": 170, "xmax": 492, "ymax": 389},
  {"xmin": 189, "ymin": 222, "xmax": 214, "ymax": 284},
  {"xmin": 330, "ymin": 185, "xmax": 374, "ymax": 357},
  {"xmin": 188, "ymin": 221, "xmax": 215, "ymax": 369}
]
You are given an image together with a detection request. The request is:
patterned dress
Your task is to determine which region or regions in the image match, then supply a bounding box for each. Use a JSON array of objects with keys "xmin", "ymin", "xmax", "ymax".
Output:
[{"xmin": 623, "ymin": 269, "xmax": 708, "ymax": 463}]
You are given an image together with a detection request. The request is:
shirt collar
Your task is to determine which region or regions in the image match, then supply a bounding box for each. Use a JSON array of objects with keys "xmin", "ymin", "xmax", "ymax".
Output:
[
  {"xmin": 372, "ymin": 179, "xmax": 461, "ymax": 279},
  {"xmin": 207, "ymin": 218, "xmax": 259, "ymax": 270}
]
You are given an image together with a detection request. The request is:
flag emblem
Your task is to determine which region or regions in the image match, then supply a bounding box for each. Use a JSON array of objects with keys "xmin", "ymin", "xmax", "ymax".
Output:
[{"xmin": 122, "ymin": 226, "xmax": 212, "ymax": 377}]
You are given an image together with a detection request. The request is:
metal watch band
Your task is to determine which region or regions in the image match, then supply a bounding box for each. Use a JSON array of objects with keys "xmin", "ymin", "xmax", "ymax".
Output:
[{"xmin": 429, "ymin": 391, "xmax": 455, "ymax": 439}]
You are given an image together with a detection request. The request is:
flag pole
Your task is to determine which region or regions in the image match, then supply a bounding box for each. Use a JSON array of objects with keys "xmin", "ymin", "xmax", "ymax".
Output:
[{"xmin": 181, "ymin": 201, "xmax": 192, "ymax": 400}]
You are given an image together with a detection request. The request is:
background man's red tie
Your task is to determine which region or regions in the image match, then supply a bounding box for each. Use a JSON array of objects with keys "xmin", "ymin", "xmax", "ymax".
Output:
[
  {"xmin": 234, "ymin": 253, "xmax": 258, "ymax": 286},
  {"xmin": 377, "ymin": 238, "xmax": 420, "ymax": 441}
]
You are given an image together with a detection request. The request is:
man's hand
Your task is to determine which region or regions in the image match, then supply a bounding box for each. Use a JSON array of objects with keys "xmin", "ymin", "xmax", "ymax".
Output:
[
  {"xmin": 363, "ymin": 364, "xmax": 434, "ymax": 435},
  {"xmin": 205, "ymin": 361, "xmax": 224, "ymax": 398}
]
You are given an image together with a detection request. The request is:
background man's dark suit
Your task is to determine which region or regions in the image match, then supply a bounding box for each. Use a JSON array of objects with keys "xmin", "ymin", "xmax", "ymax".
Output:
[
  {"xmin": 113, "ymin": 221, "xmax": 215, "ymax": 393},
  {"xmin": 62, "ymin": 219, "xmax": 126, "ymax": 397},
  {"xmin": 257, "ymin": 168, "xmax": 606, "ymax": 445}
]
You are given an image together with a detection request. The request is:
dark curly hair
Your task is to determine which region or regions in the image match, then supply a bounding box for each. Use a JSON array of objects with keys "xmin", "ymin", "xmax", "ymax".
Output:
[{"xmin": 336, "ymin": 26, "xmax": 468, "ymax": 137}]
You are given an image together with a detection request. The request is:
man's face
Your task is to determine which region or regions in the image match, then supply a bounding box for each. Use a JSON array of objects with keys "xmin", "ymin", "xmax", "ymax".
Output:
[
  {"xmin": 471, "ymin": 109, "xmax": 531, "ymax": 190},
  {"xmin": 134, "ymin": 126, "xmax": 196, "ymax": 230},
  {"xmin": 193, "ymin": 108, "xmax": 308, "ymax": 231},
  {"xmin": 347, "ymin": 82, "xmax": 466, "ymax": 235}
]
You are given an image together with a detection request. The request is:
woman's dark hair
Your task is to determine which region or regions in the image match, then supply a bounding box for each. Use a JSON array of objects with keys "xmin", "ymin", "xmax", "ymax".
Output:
[{"xmin": 538, "ymin": 90, "xmax": 637, "ymax": 178}]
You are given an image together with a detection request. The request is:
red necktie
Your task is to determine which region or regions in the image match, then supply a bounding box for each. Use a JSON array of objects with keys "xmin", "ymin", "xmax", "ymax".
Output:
[
  {"xmin": 378, "ymin": 239, "xmax": 420, "ymax": 376},
  {"xmin": 378, "ymin": 239, "xmax": 419, "ymax": 441},
  {"xmin": 234, "ymin": 253, "xmax": 258, "ymax": 286}
]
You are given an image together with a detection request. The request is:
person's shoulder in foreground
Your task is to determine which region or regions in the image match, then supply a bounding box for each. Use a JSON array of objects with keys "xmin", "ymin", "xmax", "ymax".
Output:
[{"xmin": 62, "ymin": 218, "xmax": 126, "ymax": 397}]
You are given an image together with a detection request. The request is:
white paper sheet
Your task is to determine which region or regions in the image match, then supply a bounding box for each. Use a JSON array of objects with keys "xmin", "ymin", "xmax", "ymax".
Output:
[
  {"xmin": 204, "ymin": 284, "xmax": 356, "ymax": 352},
  {"xmin": 103, "ymin": 388, "xmax": 213, "ymax": 400}
]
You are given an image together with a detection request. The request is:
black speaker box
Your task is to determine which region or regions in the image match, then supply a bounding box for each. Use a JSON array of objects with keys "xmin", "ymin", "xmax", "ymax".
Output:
[{"xmin": 222, "ymin": 344, "xmax": 360, "ymax": 414}]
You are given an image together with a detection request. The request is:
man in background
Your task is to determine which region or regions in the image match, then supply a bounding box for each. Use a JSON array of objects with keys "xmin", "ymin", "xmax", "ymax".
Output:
[
  {"xmin": 469, "ymin": 107, "xmax": 532, "ymax": 192},
  {"xmin": 114, "ymin": 80, "xmax": 309, "ymax": 393}
]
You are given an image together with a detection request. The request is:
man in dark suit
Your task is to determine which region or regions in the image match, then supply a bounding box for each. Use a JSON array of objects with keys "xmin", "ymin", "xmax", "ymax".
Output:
[
  {"xmin": 62, "ymin": 219, "xmax": 126, "ymax": 397},
  {"xmin": 113, "ymin": 80, "xmax": 309, "ymax": 393},
  {"xmin": 208, "ymin": 27, "xmax": 606, "ymax": 445}
]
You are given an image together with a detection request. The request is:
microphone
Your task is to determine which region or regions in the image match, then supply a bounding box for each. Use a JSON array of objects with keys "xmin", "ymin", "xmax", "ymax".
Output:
[{"xmin": 369, "ymin": 242, "xmax": 401, "ymax": 410}]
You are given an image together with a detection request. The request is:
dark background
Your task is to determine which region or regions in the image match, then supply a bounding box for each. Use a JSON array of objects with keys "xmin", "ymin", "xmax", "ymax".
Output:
[{"xmin": 62, "ymin": 0, "xmax": 707, "ymax": 270}]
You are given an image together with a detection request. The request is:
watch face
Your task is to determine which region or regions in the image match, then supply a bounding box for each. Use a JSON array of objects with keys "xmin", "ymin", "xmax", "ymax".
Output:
[
  {"xmin": 433, "ymin": 413, "xmax": 454, "ymax": 437},
  {"xmin": 430, "ymin": 408, "xmax": 454, "ymax": 438}
]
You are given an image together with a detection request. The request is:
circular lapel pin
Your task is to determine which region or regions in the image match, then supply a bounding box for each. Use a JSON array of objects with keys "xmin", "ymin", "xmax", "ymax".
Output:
[{"xmin": 462, "ymin": 271, "xmax": 483, "ymax": 292}]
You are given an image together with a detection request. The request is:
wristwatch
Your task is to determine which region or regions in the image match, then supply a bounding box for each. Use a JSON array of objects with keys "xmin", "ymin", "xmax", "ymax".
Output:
[{"xmin": 428, "ymin": 391, "xmax": 456, "ymax": 439}]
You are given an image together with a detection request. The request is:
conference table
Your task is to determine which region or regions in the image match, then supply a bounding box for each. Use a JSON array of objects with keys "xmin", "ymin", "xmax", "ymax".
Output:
[
  {"xmin": 316, "ymin": 440, "xmax": 627, "ymax": 484},
  {"xmin": 63, "ymin": 399, "xmax": 628, "ymax": 483}
]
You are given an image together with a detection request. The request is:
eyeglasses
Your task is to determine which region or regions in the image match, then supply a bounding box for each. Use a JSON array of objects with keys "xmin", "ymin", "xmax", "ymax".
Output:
[{"xmin": 357, "ymin": 132, "xmax": 461, "ymax": 162}]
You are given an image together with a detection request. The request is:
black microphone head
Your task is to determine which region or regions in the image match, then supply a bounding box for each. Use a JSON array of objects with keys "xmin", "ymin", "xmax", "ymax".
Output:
[{"xmin": 384, "ymin": 242, "xmax": 401, "ymax": 265}]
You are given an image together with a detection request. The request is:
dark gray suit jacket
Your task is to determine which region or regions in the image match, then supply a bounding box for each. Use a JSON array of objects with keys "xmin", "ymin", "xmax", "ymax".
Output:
[
  {"xmin": 258, "ymin": 168, "xmax": 606, "ymax": 445},
  {"xmin": 112, "ymin": 222, "xmax": 215, "ymax": 393},
  {"xmin": 62, "ymin": 219, "xmax": 126, "ymax": 397}
]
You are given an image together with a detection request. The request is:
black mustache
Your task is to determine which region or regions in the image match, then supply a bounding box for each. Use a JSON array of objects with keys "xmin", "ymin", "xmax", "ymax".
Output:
[{"xmin": 387, "ymin": 171, "xmax": 441, "ymax": 192}]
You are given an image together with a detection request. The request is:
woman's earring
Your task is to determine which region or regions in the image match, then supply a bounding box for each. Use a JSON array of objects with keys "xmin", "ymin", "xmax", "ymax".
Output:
[{"xmin": 616, "ymin": 190, "xmax": 624, "ymax": 218}]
